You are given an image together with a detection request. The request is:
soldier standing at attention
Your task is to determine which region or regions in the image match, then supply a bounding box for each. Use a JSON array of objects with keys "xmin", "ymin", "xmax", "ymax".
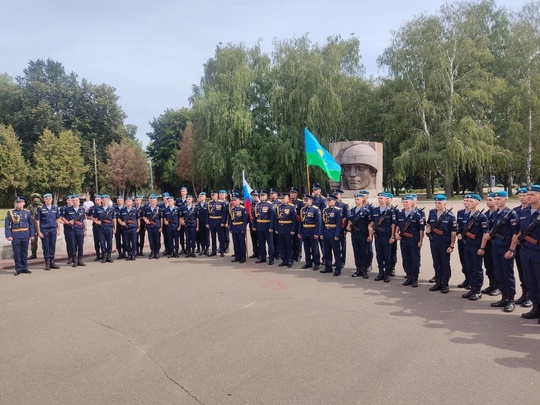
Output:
[
  {"xmin": 163, "ymin": 196, "xmax": 180, "ymax": 258},
  {"xmin": 181, "ymin": 194, "xmax": 198, "ymax": 258},
  {"xmin": 61, "ymin": 195, "xmax": 75, "ymax": 265},
  {"xmin": 276, "ymin": 193, "xmax": 297, "ymax": 268},
  {"xmin": 289, "ymin": 187, "xmax": 303, "ymax": 262},
  {"xmin": 395, "ymin": 195, "xmax": 425, "ymax": 287},
  {"xmin": 254, "ymin": 190, "xmax": 276, "ymax": 265},
  {"xmin": 219, "ymin": 189, "xmax": 231, "ymax": 254},
  {"xmin": 176, "ymin": 187, "xmax": 188, "ymax": 254},
  {"xmin": 36, "ymin": 193, "xmax": 61, "ymax": 271},
  {"xmin": 229, "ymin": 195, "xmax": 249, "ymax": 263},
  {"xmin": 482, "ymin": 193, "xmax": 501, "ymax": 296},
  {"xmin": 248, "ymin": 190, "xmax": 260, "ymax": 259},
  {"xmin": 196, "ymin": 192, "xmax": 210, "ymax": 256},
  {"xmin": 348, "ymin": 192, "xmax": 372, "ymax": 279},
  {"xmin": 514, "ymin": 188, "xmax": 533, "ymax": 308},
  {"xmin": 320, "ymin": 194, "xmax": 343, "ymax": 276},
  {"xmin": 298, "ymin": 195, "xmax": 322, "ymax": 271},
  {"xmin": 510, "ymin": 185, "xmax": 540, "ymax": 323},
  {"xmin": 159, "ymin": 192, "xmax": 171, "ymax": 256},
  {"xmin": 6, "ymin": 197, "xmax": 35, "ymax": 275},
  {"xmin": 386, "ymin": 193, "xmax": 399, "ymax": 277},
  {"xmin": 143, "ymin": 194, "xmax": 161, "ymax": 259},
  {"xmin": 207, "ymin": 190, "xmax": 227, "ymax": 257},
  {"xmin": 360, "ymin": 191, "xmax": 374, "ymax": 272},
  {"xmin": 89, "ymin": 195, "xmax": 104, "ymax": 261},
  {"xmin": 488, "ymin": 191, "xmax": 519, "ymax": 312},
  {"xmin": 369, "ymin": 192, "xmax": 396, "ymax": 283},
  {"xmin": 312, "ymin": 183, "xmax": 326, "ymax": 257},
  {"xmin": 425, "ymin": 195, "xmax": 456, "ymax": 293},
  {"xmin": 456, "ymin": 196, "xmax": 471, "ymax": 289},
  {"xmin": 269, "ymin": 188, "xmax": 281, "ymax": 260},
  {"xmin": 459, "ymin": 194, "xmax": 489, "ymax": 301},
  {"xmin": 334, "ymin": 189, "xmax": 349, "ymax": 267},
  {"xmin": 114, "ymin": 196, "xmax": 126, "ymax": 259},
  {"xmin": 118, "ymin": 196, "xmax": 139, "ymax": 261},
  {"xmin": 28, "ymin": 193, "xmax": 42, "ymax": 260},
  {"xmin": 99, "ymin": 195, "xmax": 116, "ymax": 263},
  {"xmin": 64, "ymin": 194, "xmax": 87, "ymax": 267},
  {"xmin": 134, "ymin": 195, "xmax": 147, "ymax": 256}
]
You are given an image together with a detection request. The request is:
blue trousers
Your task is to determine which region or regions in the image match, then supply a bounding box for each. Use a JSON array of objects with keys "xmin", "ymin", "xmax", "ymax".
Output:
[
  {"xmin": 232, "ymin": 232, "xmax": 246, "ymax": 261},
  {"xmin": 302, "ymin": 235, "xmax": 320, "ymax": 266},
  {"xmin": 257, "ymin": 230, "xmax": 274, "ymax": 260},
  {"xmin": 100, "ymin": 227, "xmax": 114, "ymax": 254},
  {"xmin": 521, "ymin": 248, "xmax": 540, "ymax": 303},
  {"xmin": 430, "ymin": 241, "xmax": 451, "ymax": 281},
  {"xmin": 71, "ymin": 230, "xmax": 84, "ymax": 258},
  {"xmin": 147, "ymin": 227, "xmax": 161, "ymax": 252},
  {"xmin": 401, "ymin": 240, "xmax": 420, "ymax": 276},
  {"xmin": 278, "ymin": 233, "xmax": 293, "ymax": 265},
  {"xmin": 324, "ymin": 237, "xmax": 342, "ymax": 270},
  {"xmin": 12, "ymin": 236, "xmax": 29, "ymax": 273},
  {"xmin": 41, "ymin": 227, "xmax": 58, "ymax": 259},
  {"xmin": 166, "ymin": 226, "xmax": 179, "ymax": 253},
  {"xmin": 64, "ymin": 226, "xmax": 74, "ymax": 256},
  {"xmin": 492, "ymin": 244, "xmax": 516, "ymax": 299},
  {"xmin": 375, "ymin": 236, "xmax": 392, "ymax": 271},
  {"xmin": 124, "ymin": 228, "xmax": 138, "ymax": 255},
  {"xmin": 209, "ymin": 225, "xmax": 224, "ymax": 253},
  {"xmin": 351, "ymin": 233, "xmax": 369, "ymax": 269},
  {"xmin": 185, "ymin": 226, "xmax": 197, "ymax": 250},
  {"xmin": 464, "ymin": 244, "xmax": 484, "ymax": 286}
]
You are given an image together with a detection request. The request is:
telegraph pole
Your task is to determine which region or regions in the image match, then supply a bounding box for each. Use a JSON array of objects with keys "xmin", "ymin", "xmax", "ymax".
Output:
[{"xmin": 93, "ymin": 138, "xmax": 99, "ymax": 195}]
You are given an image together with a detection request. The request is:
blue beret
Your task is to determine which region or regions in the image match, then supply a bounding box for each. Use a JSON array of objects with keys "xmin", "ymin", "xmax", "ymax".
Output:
[
  {"xmin": 219, "ymin": 189, "xmax": 227, "ymax": 194},
  {"xmin": 180, "ymin": 186, "xmax": 187, "ymax": 191},
  {"xmin": 494, "ymin": 191, "xmax": 508, "ymax": 197},
  {"xmin": 14, "ymin": 196, "xmax": 26, "ymax": 202},
  {"xmin": 102, "ymin": 194, "xmax": 110, "ymax": 199},
  {"xmin": 517, "ymin": 187, "xmax": 528, "ymax": 194},
  {"xmin": 469, "ymin": 194, "xmax": 482, "ymax": 201},
  {"xmin": 162, "ymin": 192, "xmax": 169, "ymax": 197},
  {"xmin": 116, "ymin": 195, "xmax": 124, "ymax": 200},
  {"xmin": 126, "ymin": 196, "xmax": 133, "ymax": 201},
  {"xmin": 43, "ymin": 193, "xmax": 53, "ymax": 198},
  {"xmin": 529, "ymin": 185, "xmax": 540, "ymax": 193},
  {"xmin": 200, "ymin": 192, "xmax": 206, "ymax": 196},
  {"xmin": 326, "ymin": 194, "xmax": 338, "ymax": 201},
  {"xmin": 72, "ymin": 194, "xmax": 79, "ymax": 199},
  {"xmin": 66, "ymin": 195, "xmax": 73, "ymax": 199},
  {"xmin": 187, "ymin": 194, "xmax": 193, "ymax": 198},
  {"xmin": 360, "ymin": 190, "xmax": 370, "ymax": 195},
  {"xmin": 385, "ymin": 192, "xmax": 394, "ymax": 198},
  {"xmin": 149, "ymin": 194, "xmax": 157, "ymax": 199},
  {"xmin": 290, "ymin": 187, "xmax": 299, "ymax": 193},
  {"xmin": 433, "ymin": 194, "xmax": 447, "ymax": 201},
  {"xmin": 312, "ymin": 183, "xmax": 321, "ymax": 190},
  {"xmin": 487, "ymin": 192, "xmax": 496, "ymax": 198},
  {"xmin": 402, "ymin": 195, "xmax": 414, "ymax": 201},
  {"xmin": 95, "ymin": 195, "xmax": 102, "ymax": 199},
  {"xmin": 410, "ymin": 193, "xmax": 418, "ymax": 199},
  {"xmin": 135, "ymin": 195, "xmax": 143, "ymax": 199},
  {"xmin": 354, "ymin": 193, "xmax": 364, "ymax": 198},
  {"xmin": 303, "ymin": 194, "xmax": 314, "ymax": 200},
  {"xmin": 377, "ymin": 192, "xmax": 385, "ymax": 197}
]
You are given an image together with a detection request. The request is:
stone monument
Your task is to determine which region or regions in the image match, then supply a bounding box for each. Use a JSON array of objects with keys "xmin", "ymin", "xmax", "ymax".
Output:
[{"xmin": 328, "ymin": 141, "xmax": 383, "ymax": 198}]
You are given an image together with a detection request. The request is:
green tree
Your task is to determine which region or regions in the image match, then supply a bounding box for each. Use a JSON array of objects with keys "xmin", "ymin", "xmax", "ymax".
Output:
[
  {"xmin": 0, "ymin": 124, "xmax": 29, "ymax": 196},
  {"xmin": 33, "ymin": 129, "xmax": 88, "ymax": 202},
  {"xmin": 105, "ymin": 139, "xmax": 149, "ymax": 196}
]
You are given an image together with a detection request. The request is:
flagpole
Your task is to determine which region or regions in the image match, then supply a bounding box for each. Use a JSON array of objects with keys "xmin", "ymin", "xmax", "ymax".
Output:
[
  {"xmin": 304, "ymin": 126, "xmax": 310, "ymax": 193},
  {"xmin": 306, "ymin": 165, "xmax": 310, "ymax": 194}
]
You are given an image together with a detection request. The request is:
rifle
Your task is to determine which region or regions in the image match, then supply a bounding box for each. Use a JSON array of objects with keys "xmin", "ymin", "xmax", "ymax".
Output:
[
  {"xmin": 462, "ymin": 209, "xmax": 485, "ymax": 244},
  {"xmin": 350, "ymin": 207, "xmax": 366, "ymax": 232},
  {"xmin": 427, "ymin": 207, "xmax": 453, "ymax": 240},
  {"xmin": 488, "ymin": 208, "xmax": 514, "ymax": 242},
  {"xmin": 148, "ymin": 207, "xmax": 159, "ymax": 226},
  {"xmin": 373, "ymin": 208, "xmax": 390, "ymax": 234},
  {"xmin": 401, "ymin": 210, "xmax": 418, "ymax": 239},
  {"xmin": 518, "ymin": 212, "xmax": 540, "ymax": 248}
]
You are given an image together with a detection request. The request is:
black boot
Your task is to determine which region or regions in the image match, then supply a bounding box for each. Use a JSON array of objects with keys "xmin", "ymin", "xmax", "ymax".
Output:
[
  {"xmin": 29, "ymin": 251, "xmax": 38, "ymax": 260},
  {"xmin": 516, "ymin": 288, "xmax": 533, "ymax": 307},
  {"xmin": 491, "ymin": 295, "xmax": 508, "ymax": 307},
  {"xmin": 374, "ymin": 268, "xmax": 384, "ymax": 281},
  {"xmin": 468, "ymin": 286, "xmax": 482, "ymax": 300},
  {"xmin": 50, "ymin": 259, "xmax": 60, "ymax": 269},
  {"xmin": 362, "ymin": 266, "xmax": 369, "ymax": 279},
  {"xmin": 72, "ymin": 258, "xmax": 78, "ymax": 268},
  {"xmin": 77, "ymin": 257, "xmax": 86, "ymax": 267},
  {"xmin": 352, "ymin": 268, "xmax": 362, "ymax": 277},
  {"xmin": 185, "ymin": 249, "xmax": 191, "ymax": 258},
  {"xmin": 44, "ymin": 259, "xmax": 51, "ymax": 271},
  {"xmin": 149, "ymin": 251, "xmax": 155, "ymax": 259},
  {"xmin": 67, "ymin": 255, "xmax": 74, "ymax": 265},
  {"xmin": 411, "ymin": 273, "xmax": 419, "ymax": 288},
  {"xmin": 196, "ymin": 247, "xmax": 201, "ymax": 254},
  {"xmin": 504, "ymin": 298, "xmax": 515, "ymax": 313},
  {"xmin": 441, "ymin": 280, "xmax": 450, "ymax": 294},
  {"xmin": 101, "ymin": 253, "xmax": 107, "ymax": 263},
  {"xmin": 106, "ymin": 253, "xmax": 114, "ymax": 263},
  {"xmin": 389, "ymin": 266, "xmax": 395, "ymax": 277},
  {"xmin": 383, "ymin": 269, "xmax": 391, "ymax": 283},
  {"xmin": 402, "ymin": 275, "xmax": 412, "ymax": 286},
  {"xmin": 429, "ymin": 281, "xmax": 442, "ymax": 291},
  {"xmin": 94, "ymin": 252, "xmax": 102, "ymax": 261},
  {"xmin": 481, "ymin": 278, "xmax": 496, "ymax": 294},
  {"xmin": 458, "ymin": 278, "xmax": 470, "ymax": 289},
  {"xmin": 521, "ymin": 303, "xmax": 540, "ymax": 319},
  {"xmin": 154, "ymin": 251, "xmax": 160, "ymax": 259}
]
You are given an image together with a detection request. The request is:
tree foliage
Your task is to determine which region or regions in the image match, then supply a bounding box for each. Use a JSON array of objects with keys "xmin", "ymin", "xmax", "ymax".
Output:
[
  {"xmin": 0, "ymin": 124, "xmax": 29, "ymax": 196},
  {"xmin": 105, "ymin": 139, "xmax": 149, "ymax": 196}
]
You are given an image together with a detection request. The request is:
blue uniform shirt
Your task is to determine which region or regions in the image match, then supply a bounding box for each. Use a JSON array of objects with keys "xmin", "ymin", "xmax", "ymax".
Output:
[
  {"xmin": 517, "ymin": 208, "xmax": 540, "ymax": 250},
  {"xmin": 427, "ymin": 209, "xmax": 457, "ymax": 243},
  {"xmin": 397, "ymin": 209, "xmax": 425, "ymax": 243},
  {"xmin": 37, "ymin": 205, "xmax": 60, "ymax": 229},
  {"xmin": 462, "ymin": 210, "xmax": 488, "ymax": 247},
  {"xmin": 120, "ymin": 207, "xmax": 139, "ymax": 230},
  {"xmin": 349, "ymin": 205, "xmax": 371, "ymax": 234},
  {"xmin": 491, "ymin": 207, "xmax": 519, "ymax": 247},
  {"xmin": 371, "ymin": 207, "xmax": 396, "ymax": 236},
  {"xmin": 144, "ymin": 206, "xmax": 161, "ymax": 229}
]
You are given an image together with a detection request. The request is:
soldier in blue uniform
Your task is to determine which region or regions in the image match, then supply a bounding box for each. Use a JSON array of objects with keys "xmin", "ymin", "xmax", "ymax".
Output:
[
  {"xmin": 312, "ymin": 183, "xmax": 326, "ymax": 257},
  {"xmin": 219, "ymin": 189, "xmax": 231, "ymax": 254},
  {"xmin": 387, "ymin": 194, "xmax": 400, "ymax": 276},
  {"xmin": 456, "ymin": 196, "xmax": 471, "ymax": 289},
  {"xmin": 176, "ymin": 187, "xmax": 188, "ymax": 254},
  {"xmin": 276, "ymin": 193, "xmax": 297, "ymax": 268},
  {"xmin": 5, "ymin": 197, "xmax": 35, "ymax": 275},
  {"xmin": 248, "ymin": 190, "xmax": 260, "ymax": 259},
  {"xmin": 289, "ymin": 187, "xmax": 303, "ymax": 262},
  {"xmin": 348, "ymin": 192, "xmax": 372, "ymax": 278},
  {"xmin": 460, "ymin": 194, "xmax": 489, "ymax": 300},
  {"xmin": 254, "ymin": 190, "xmax": 276, "ymax": 265},
  {"xmin": 160, "ymin": 192, "xmax": 171, "ymax": 256},
  {"xmin": 63, "ymin": 194, "xmax": 87, "ymax": 267},
  {"xmin": 181, "ymin": 195, "xmax": 198, "ymax": 258},
  {"xmin": 487, "ymin": 191, "xmax": 520, "ymax": 312},
  {"xmin": 510, "ymin": 185, "xmax": 540, "ymax": 323},
  {"xmin": 334, "ymin": 189, "xmax": 349, "ymax": 267},
  {"xmin": 88, "ymin": 195, "xmax": 103, "ymax": 261},
  {"xmin": 229, "ymin": 195, "xmax": 249, "ymax": 263},
  {"xmin": 269, "ymin": 188, "xmax": 281, "ymax": 260},
  {"xmin": 118, "ymin": 196, "xmax": 140, "ymax": 261},
  {"xmin": 143, "ymin": 194, "xmax": 161, "ymax": 259},
  {"xmin": 481, "ymin": 193, "xmax": 500, "ymax": 295},
  {"xmin": 369, "ymin": 192, "xmax": 396, "ymax": 282},
  {"xmin": 61, "ymin": 195, "xmax": 75, "ymax": 264},
  {"xmin": 298, "ymin": 195, "xmax": 322, "ymax": 271},
  {"xmin": 98, "ymin": 195, "xmax": 116, "ymax": 263},
  {"xmin": 196, "ymin": 192, "xmax": 210, "ymax": 256},
  {"xmin": 207, "ymin": 190, "xmax": 227, "ymax": 257},
  {"xmin": 425, "ymin": 195, "xmax": 457, "ymax": 293},
  {"xmin": 321, "ymin": 194, "xmax": 343, "ymax": 276},
  {"xmin": 36, "ymin": 193, "xmax": 61, "ymax": 270},
  {"xmin": 114, "ymin": 196, "xmax": 126, "ymax": 259},
  {"xmin": 163, "ymin": 196, "xmax": 180, "ymax": 258},
  {"xmin": 514, "ymin": 188, "xmax": 533, "ymax": 307},
  {"xmin": 396, "ymin": 195, "xmax": 425, "ymax": 287},
  {"xmin": 134, "ymin": 195, "xmax": 147, "ymax": 256}
]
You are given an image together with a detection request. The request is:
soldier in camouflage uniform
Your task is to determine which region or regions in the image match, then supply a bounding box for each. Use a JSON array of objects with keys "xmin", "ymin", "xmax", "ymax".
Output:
[{"xmin": 28, "ymin": 193, "xmax": 42, "ymax": 260}]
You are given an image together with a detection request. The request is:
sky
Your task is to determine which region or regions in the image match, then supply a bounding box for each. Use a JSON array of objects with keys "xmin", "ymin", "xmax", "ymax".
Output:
[{"xmin": 0, "ymin": 0, "xmax": 529, "ymax": 147}]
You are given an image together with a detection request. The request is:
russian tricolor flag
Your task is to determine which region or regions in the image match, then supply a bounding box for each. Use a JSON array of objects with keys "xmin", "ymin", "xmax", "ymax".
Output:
[{"xmin": 242, "ymin": 170, "xmax": 253, "ymax": 220}]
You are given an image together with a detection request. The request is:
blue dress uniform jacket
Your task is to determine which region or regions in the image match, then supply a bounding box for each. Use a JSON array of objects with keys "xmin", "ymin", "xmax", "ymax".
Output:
[
  {"xmin": 277, "ymin": 202, "xmax": 298, "ymax": 266},
  {"xmin": 427, "ymin": 209, "xmax": 457, "ymax": 283},
  {"xmin": 322, "ymin": 206, "xmax": 343, "ymax": 273},
  {"xmin": 298, "ymin": 204, "xmax": 322, "ymax": 267},
  {"xmin": 462, "ymin": 210, "xmax": 489, "ymax": 288},
  {"xmin": 144, "ymin": 205, "xmax": 161, "ymax": 254},
  {"xmin": 5, "ymin": 208, "xmax": 35, "ymax": 274},
  {"xmin": 181, "ymin": 204, "xmax": 198, "ymax": 253},
  {"xmin": 349, "ymin": 205, "xmax": 372, "ymax": 270},
  {"xmin": 207, "ymin": 200, "xmax": 227, "ymax": 255},
  {"xmin": 491, "ymin": 207, "xmax": 519, "ymax": 300},
  {"xmin": 517, "ymin": 208, "xmax": 540, "ymax": 304},
  {"xmin": 254, "ymin": 201, "xmax": 276, "ymax": 261},
  {"xmin": 371, "ymin": 207, "xmax": 396, "ymax": 274},
  {"xmin": 397, "ymin": 209, "xmax": 425, "ymax": 277},
  {"xmin": 63, "ymin": 206, "xmax": 86, "ymax": 259},
  {"xmin": 229, "ymin": 204, "xmax": 249, "ymax": 262},
  {"xmin": 120, "ymin": 207, "xmax": 139, "ymax": 257}
]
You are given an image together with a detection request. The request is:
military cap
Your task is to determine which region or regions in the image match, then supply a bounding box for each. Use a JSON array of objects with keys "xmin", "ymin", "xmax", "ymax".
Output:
[
  {"xmin": 468, "ymin": 194, "xmax": 482, "ymax": 201},
  {"xmin": 312, "ymin": 183, "xmax": 322, "ymax": 190},
  {"xmin": 200, "ymin": 191, "xmax": 206, "ymax": 196},
  {"xmin": 43, "ymin": 193, "xmax": 53, "ymax": 198},
  {"xmin": 279, "ymin": 193, "xmax": 288, "ymax": 199},
  {"xmin": 269, "ymin": 188, "xmax": 278, "ymax": 194},
  {"xmin": 354, "ymin": 193, "xmax": 365, "ymax": 198},
  {"xmin": 250, "ymin": 190, "xmax": 259, "ymax": 196},
  {"xmin": 14, "ymin": 196, "xmax": 26, "ymax": 202},
  {"xmin": 95, "ymin": 195, "xmax": 102, "ymax": 199},
  {"xmin": 102, "ymin": 194, "xmax": 110, "ymax": 199},
  {"xmin": 529, "ymin": 185, "xmax": 540, "ymax": 193},
  {"xmin": 162, "ymin": 192, "xmax": 170, "ymax": 197},
  {"xmin": 433, "ymin": 194, "xmax": 447, "ymax": 201},
  {"xmin": 126, "ymin": 196, "xmax": 133, "ymax": 201},
  {"xmin": 72, "ymin": 194, "xmax": 79, "ymax": 199},
  {"xmin": 289, "ymin": 187, "xmax": 299, "ymax": 193},
  {"xmin": 402, "ymin": 195, "xmax": 414, "ymax": 201},
  {"xmin": 211, "ymin": 190, "xmax": 218, "ymax": 195},
  {"xmin": 232, "ymin": 195, "xmax": 241, "ymax": 201},
  {"xmin": 326, "ymin": 194, "xmax": 338, "ymax": 201},
  {"xmin": 259, "ymin": 189, "xmax": 268, "ymax": 195},
  {"xmin": 494, "ymin": 190, "xmax": 508, "ymax": 197},
  {"xmin": 517, "ymin": 187, "xmax": 528, "ymax": 194},
  {"xmin": 187, "ymin": 194, "xmax": 193, "ymax": 198},
  {"xmin": 116, "ymin": 195, "xmax": 124, "ymax": 200},
  {"xmin": 303, "ymin": 194, "xmax": 314, "ymax": 200},
  {"xmin": 333, "ymin": 189, "xmax": 344, "ymax": 194},
  {"xmin": 135, "ymin": 195, "xmax": 143, "ymax": 199},
  {"xmin": 31, "ymin": 193, "xmax": 41, "ymax": 199},
  {"xmin": 148, "ymin": 194, "xmax": 157, "ymax": 199}
]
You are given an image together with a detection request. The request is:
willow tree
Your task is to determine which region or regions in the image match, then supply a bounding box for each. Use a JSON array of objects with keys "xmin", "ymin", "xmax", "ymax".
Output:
[{"xmin": 380, "ymin": 0, "xmax": 509, "ymax": 195}]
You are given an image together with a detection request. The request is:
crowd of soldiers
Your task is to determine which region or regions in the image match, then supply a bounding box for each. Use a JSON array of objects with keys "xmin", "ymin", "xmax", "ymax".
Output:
[{"xmin": 5, "ymin": 183, "xmax": 540, "ymax": 325}]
